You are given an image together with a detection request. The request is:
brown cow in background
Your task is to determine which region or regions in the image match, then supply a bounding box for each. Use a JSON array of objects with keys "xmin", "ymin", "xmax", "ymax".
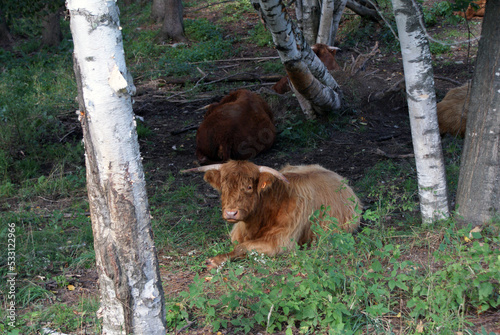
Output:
[
  {"xmin": 437, "ymin": 82, "xmax": 470, "ymax": 137},
  {"xmin": 272, "ymin": 43, "xmax": 341, "ymax": 94},
  {"xmin": 455, "ymin": 0, "xmax": 486, "ymax": 20},
  {"xmin": 196, "ymin": 89, "xmax": 276, "ymax": 165},
  {"xmin": 182, "ymin": 160, "xmax": 361, "ymax": 269}
]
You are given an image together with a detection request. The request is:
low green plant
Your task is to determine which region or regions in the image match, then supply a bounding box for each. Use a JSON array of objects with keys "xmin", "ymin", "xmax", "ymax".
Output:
[
  {"xmin": 220, "ymin": 0, "xmax": 253, "ymax": 23},
  {"xmin": 164, "ymin": 206, "xmax": 499, "ymax": 334},
  {"xmin": 248, "ymin": 22, "xmax": 273, "ymax": 47},
  {"xmin": 277, "ymin": 115, "xmax": 331, "ymax": 150},
  {"xmin": 429, "ymin": 41, "xmax": 452, "ymax": 55}
]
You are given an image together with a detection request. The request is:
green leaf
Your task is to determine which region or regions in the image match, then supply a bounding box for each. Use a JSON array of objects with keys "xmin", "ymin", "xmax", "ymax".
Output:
[{"xmin": 371, "ymin": 260, "xmax": 383, "ymax": 272}]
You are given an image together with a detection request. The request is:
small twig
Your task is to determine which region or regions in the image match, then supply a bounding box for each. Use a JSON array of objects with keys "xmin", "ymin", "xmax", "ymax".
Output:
[
  {"xmin": 368, "ymin": 77, "xmax": 405, "ymax": 102},
  {"xmin": 166, "ymin": 72, "xmax": 208, "ymax": 100},
  {"xmin": 176, "ymin": 320, "xmax": 194, "ymax": 334},
  {"xmin": 189, "ymin": 56, "xmax": 279, "ymax": 64},
  {"xmin": 350, "ymin": 42, "xmax": 379, "ymax": 76},
  {"xmin": 59, "ymin": 127, "xmax": 77, "ymax": 142},
  {"xmin": 434, "ymin": 76, "xmax": 464, "ymax": 86},
  {"xmin": 171, "ymin": 124, "xmax": 199, "ymax": 135},
  {"xmin": 374, "ymin": 148, "xmax": 414, "ymax": 159}
]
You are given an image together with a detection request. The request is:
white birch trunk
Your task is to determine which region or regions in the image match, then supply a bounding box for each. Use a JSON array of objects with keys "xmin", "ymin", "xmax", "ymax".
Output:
[
  {"xmin": 316, "ymin": 0, "xmax": 334, "ymax": 44},
  {"xmin": 252, "ymin": 0, "xmax": 342, "ymax": 117},
  {"xmin": 316, "ymin": 0, "xmax": 347, "ymax": 45},
  {"xmin": 296, "ymin": 0, "xmax": 320, "ymax": 46},
  {"xmin": 329, "ymin": 0, "xmax": 347, "ymax": 45},
  {"xmin": 66, "ymin": 0, "xmax": 166, "ymax": 333},
  {"xmin": 392, "ymin": 0, "xmax": 449, "ymax": 223}
]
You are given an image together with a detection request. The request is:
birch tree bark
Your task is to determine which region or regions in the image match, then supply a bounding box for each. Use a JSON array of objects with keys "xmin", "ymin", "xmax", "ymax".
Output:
[
  {"xmin": 252, "ymin": 0, "xmax": 342, "ymax": 118},
  {"xmin": 392, "ymin": 0, "xmax": 449, "ymax": 223},
  {"xmin": 456, "ymin": 0, "xmax": 500, "ymax": 227},
  {"xmin": 296, "ymin": 0, "xmax": 347, "ymax": 46},
  {"xmin": 66, "ymin": 1, "xmax": 166, "ymax": 334},
  {"xmin": 296, "ymin": 0, "xmax": 320, "ymax": 46},
  {"xmin": 316, "ymin": 0, "xmax": 334, "ymax": 45},
  {"xmin": 316, "ymin": 0, "xmax": 347, "ymax": 45}
]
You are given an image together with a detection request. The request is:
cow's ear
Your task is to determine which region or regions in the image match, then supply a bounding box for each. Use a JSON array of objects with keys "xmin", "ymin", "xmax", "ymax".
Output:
[
  {"xmin": 204, "ymin": 170, "xmax": 222, "ymax": 191},
  {"xmin": 257, "ymin": 172, "xmax": 275, "ymax": 192}
]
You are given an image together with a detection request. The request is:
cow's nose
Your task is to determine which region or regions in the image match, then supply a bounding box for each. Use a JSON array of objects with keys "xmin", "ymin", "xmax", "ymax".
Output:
[{"xmin": 224, "ymin": 210, "xmax": 238, "ymax": 220}]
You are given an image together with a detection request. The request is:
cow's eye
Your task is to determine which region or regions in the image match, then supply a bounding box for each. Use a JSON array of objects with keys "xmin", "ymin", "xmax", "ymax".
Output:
[{"xmin": 247, "ymin": 185, "xmax": 252, "ymax": 190}]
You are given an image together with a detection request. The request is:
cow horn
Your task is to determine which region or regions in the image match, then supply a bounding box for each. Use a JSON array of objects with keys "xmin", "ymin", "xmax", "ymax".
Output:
[
  {"xmin": 181, "ymin": 164, "xmax": 222, "ymax": 174},
  {"xmin": 258, "ymin": 166, "xmax": 290, "ymax": 184}
]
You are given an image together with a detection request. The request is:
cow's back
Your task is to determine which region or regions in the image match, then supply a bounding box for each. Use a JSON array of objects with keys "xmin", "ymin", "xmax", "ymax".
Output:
[
  {"xmin": 280, "ymin": 164, "xmax": 361, "ymax": 233},
  {"xmin": 196, "ymin": 90, "xmax": 276, "ymax": 164},
  {"xmin": 437, "ymin": 83, "xmax": 470, "ymax": 137}
]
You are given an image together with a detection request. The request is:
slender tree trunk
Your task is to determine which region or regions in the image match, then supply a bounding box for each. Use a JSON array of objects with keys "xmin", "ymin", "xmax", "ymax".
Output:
[
  {"xmin": 328, "ymin": 0, "xmax": 347, "ymax": 45},
  {"xmin": 158, "ymin": 0, "xmax": 186, "ymax": 43},
  {"xmin": 151, "ymin": 0, "xmax": 166, "ymax": 23},
  {"xmin": 67, "ymin": 0, "xmax": 166, "ymax": 334},
  {"xmin": 392, "ymin": 0, "xmax": 449, "ymax": 223},
  {"xmin": 0, "ymin": 7, "xmax": 13, "ymax": 47},
  {"xmin": 316, "ymin": 0, "xmax": 334, "ymax": 44},
  {"xmin": 42, "ymin": 8, "xmax": 62, "ymax": 47},
  {"xmin": 456, "ymin": 0, "xmax": 500, "ymax": 227},
  {"xmin": 296, "ymin": 0, "xmax": 320, "ymax": 46},
  {"xmin": 253, "ymin": 0, "xmax": 342, "ymax": 118}
]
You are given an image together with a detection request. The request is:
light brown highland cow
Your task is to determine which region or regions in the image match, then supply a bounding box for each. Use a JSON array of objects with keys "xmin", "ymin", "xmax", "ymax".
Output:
[
  {"xmin": 183, "ymin": 160, "xmax": 361, "ymax": 269},
  {"xmin": 437, "ymin": 82, "xmax": 471, "ymax": 138}
]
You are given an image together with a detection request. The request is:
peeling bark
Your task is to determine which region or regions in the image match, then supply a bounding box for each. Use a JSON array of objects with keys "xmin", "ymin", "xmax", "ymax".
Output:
[
  {"xmin": 392, "ymin": 0, "xmax": 449, "ymax": 223},
  {"xmin": 67, "ymin": 0, "xmax": 166, "ymax": 333},
  {"xmin": 252, "ymin": 0, "xmax": 342, "ymax": 118}
]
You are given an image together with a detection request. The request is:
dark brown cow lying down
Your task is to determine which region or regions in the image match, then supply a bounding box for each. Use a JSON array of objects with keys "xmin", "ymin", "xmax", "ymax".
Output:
[
  {"xmin": 182, "ymin": 160, "xmax": 361, "ymax": 269},
  {"xmin": 437, "ymin": 82, "xmax": 470, "ymax": 137},
  {"xmin": 196, "ymin": 89, "xmax": 276, "ymax": 165},
  {"xmin": 272, "ymin": 43, "xmax": 341, "ymax": 94}
]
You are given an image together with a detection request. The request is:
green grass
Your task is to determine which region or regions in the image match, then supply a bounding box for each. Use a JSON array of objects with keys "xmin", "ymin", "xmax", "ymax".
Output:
[{"xmin": 164, "ymin": 211, "xmax": 500, "ymax": 334}]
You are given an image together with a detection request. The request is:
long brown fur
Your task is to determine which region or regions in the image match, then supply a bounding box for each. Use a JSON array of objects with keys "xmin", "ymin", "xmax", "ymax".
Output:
[
  {"xmin": 196, "ymin": 90, "xmax": 276, "ymax": 165},
  {"xmin": 455, "ymin": 0, "xmax": 486, "ymax": 20},
  {"xmin": 201, "ymin": 160, "xmax": 361, "ymax": 269},
  {"xmin": 436, "ymin": 83, "xmax": 470, "ymax": 137}
]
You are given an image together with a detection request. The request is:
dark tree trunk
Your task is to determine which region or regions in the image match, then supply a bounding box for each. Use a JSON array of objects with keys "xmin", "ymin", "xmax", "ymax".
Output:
[
  {"xmin": 456, "ymin": 0, "xmax": 500, "ymax": 227},
  {"xmin": 42, "ymin": 9, "xmax": 62, "ymax": 47},
  {"xmin": 151, "ymin": 0, "xmax": 166, "ymax": 23},
  {"xmin": 158, "ymin": 0, "xmax": 186, "ymax": 43},
  {"xmin": 0, "ymin": 7, "xmax": 13, "ymax": 47},
  {"xmin": 346, "ymin": 0, "xmax": 382, "ymax": 23}
]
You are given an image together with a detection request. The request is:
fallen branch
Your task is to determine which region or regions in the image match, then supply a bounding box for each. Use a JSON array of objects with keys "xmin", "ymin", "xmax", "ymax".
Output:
[
  {"xmin": 368, "ymin": 75, "xmax": 465, "ymax": 102},
  {"xmin": 368, "ymin": 77, "xmax": 405, "ymax": 102},
  {"xmin": 434, "ymin": 76, "xmax": 464, "ymax": 86},
  {"xmin": 189, "ymin": 56, "xmax": 279, "ymax": 64},
  {"xmin": 374, "ymin": 148, "xmax": 414, "ymax": 159},
  {"xmin": 171, "ymin": 124, "xmax": 199, "ymax": 135},
  {"xmin": 160, "ymin": 74, "xmax": 283, "ymax": 86},
  {"xmin": 350, "ymin": 42, "xmax": 379, "ymax": 76}
]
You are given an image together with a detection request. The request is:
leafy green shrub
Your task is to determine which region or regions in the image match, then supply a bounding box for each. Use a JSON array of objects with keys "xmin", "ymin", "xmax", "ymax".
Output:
[{"xmin": 164, "ymin": 208, "xmax": 500, "ymax": 334}]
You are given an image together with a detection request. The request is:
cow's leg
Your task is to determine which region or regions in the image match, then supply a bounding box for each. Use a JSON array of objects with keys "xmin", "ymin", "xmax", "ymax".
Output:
[{"xmin": 206, "ymin": 238, "xmax": 284, "ymax": 269}]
